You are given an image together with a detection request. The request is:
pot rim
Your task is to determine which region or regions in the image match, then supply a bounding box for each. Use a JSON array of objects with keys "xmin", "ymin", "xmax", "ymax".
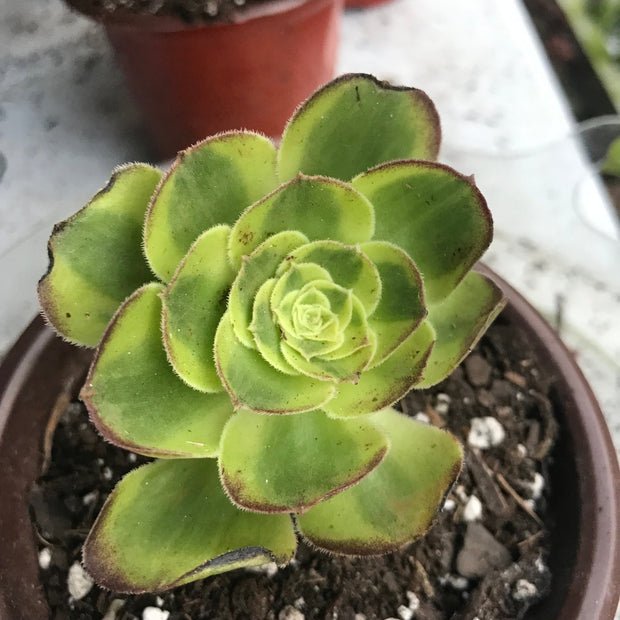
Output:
[
  {"xmin": 0, "ymin": 267, "xmax": 618, "ymax": 619},
  {"xmin": 64, "ymin": 0, "xmax": 328, "ymax": 30}
]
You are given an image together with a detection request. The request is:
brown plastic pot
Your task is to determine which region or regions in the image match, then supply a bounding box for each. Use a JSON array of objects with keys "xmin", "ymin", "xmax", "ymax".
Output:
[
  {"xmin": 0, "ymin": 269, "xmax": 619, "ymax": 619},
  {"xmin": 65, "ymin": 0, "xmax": 343, "ymax": 158}
]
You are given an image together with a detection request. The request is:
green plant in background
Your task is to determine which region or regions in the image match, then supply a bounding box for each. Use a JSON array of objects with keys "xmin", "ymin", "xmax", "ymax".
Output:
[
  {"xmin": 560, "ymin": 0, "xmax": 620, "ymax": 108},
  {"xmin": 39, "ymin": 74, "xmax": 506, "ymax": 593}
]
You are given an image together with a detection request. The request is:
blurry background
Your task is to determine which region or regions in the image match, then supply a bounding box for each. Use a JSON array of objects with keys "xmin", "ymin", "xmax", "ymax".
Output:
[{"xmin": 0, "ymin": 0, "xmax": 618, "ymax": 452}]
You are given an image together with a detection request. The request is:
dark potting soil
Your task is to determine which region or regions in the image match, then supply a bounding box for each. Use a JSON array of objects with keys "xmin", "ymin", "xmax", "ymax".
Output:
[
  {"xmin": 30, "ymin": 313, "xmax": 557, "ymax": 620},
  {"xmin": 71, "ymin": 0, "xmax": 298, "ymax": 23}
]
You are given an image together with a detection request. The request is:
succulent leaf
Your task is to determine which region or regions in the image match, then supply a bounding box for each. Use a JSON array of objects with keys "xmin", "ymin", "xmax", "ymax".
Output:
[
  {"xmin": 322, "ymin": 321, "xmax": 435, "ymax": 418},
  {"xmin": 359, "ymin": 241, "xmax": 426, "ymax": 368},
  {"xmin": 214, "ymin": 311, "xmax": 337, "ymax": 414},
  {"xmin": 352, "ymin": 161, "xmax": 492, "ymax": 304},
  {"xmin": 38, "ymin": 164, "xmax": 161, "ymax": 346},
  {"xmin": 161, "ymin": 225, "xmax": 235, "ymax": 392},
  {"xmin": 417, "ymin": 271, "xmax": 506, "ymax": 388},
  {"xmin": 82, "ymin": 284, "xmax": 234, "ymax": 457},
  {"xmin": 219, "ymin": 408, "xmax": 388, "ymax": 513},
  {"xmin": 297, "ymin": 407, "xmax": 462, "ymax": 554},
  {"xmin": 228, "ymin": 230, "xmax": 309, "ymax": 349},
  {"xmin": 228, "ymin": 175, "xmax": 374, "ymax": 269},
  {"xmin": 278, "ymin": 73, "xmax": 441, "ymax": 182},
  {"xmin": 83, "ymin": 459, "xmax": 297, "ymax": 593},
  {"xmin": 145, "ymin": 132, "xmax": 278, "ymax": 281}
]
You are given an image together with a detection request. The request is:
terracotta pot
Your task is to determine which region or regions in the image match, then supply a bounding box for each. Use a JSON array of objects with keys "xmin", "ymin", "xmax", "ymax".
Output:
[
  {"xmin": 345, "ymin": 0, "xmax": 393, "ymax": 8},
  {"xmin": 0, "ymin": 270, "xmax": 618, "ymax": 619},
  {"xmin": 65, "ymin": 0, "xmax": 343, "ymax": 158}
]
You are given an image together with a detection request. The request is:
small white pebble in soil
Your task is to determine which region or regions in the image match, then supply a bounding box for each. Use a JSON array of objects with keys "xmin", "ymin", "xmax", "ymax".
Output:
[
  {"xmin": 354, "ymin": 615, "xmax": 366, "ymax": 620},
  {"xmin": 524, "ymin": 498, "xmax": 536, "ymax": 511},
  {"xmin": 102, "ymin": 466, "xmax": 113, "ymax": 480},
  {"xmin": 397, "ymin": 604, "xmax": 414, "ymax": 620},
  {"xmin": 102, "ymin": 599, "xmax": 125, "ymax": 620},
  {"xmin": 535, "ymin": 555, "xmax": 547, "ymax": 573},
  {"xmin": 155, "ymin": 596, "xmax": 164, "ymax": 607},
  {"xmin": 246, "ymin": 562, "xmax": 278, "ymax": 577},
  {"xmin": 406, "ymin": 591, "xmax": 420, "ymax": 611},
  {"xmin": 435, "ymin": 393, "xmax": 451, "ymax": 415},
  {"xmin": 528, "ymin": 472, "xmax": 545, "ymax": 500},
  {"xmin": 82, "ymin": 491, "xmax": 97, "ymax": 506},
  {"xmin": 512, "ymin": 579, "xmax": 538, "ymax": 601},
  {"xmin": 38, "ymin": 548, "xmax": 52, "ymax": 570},
  {"xmin": 463, "ymin": 495, "xmax": 483, "ymax": 522},
  {"xmin": 442, "ymin": 574, "xmax": 469, "ymax": 590},
  {"xmin": 516, "ymin": 443, "xmax": 527, "ymax": 457},
  {"xmin": 294, "ymin": 597, "xmax": 305, "ymax": 610},
  {"xmin": 128, "ymin": 453, "xmax": 137, "ymax": 463},
  {"xmin": 414, "ymin": 412, "xmax": 430, "ymax": 424},
  {"xmin": 142, "ymin": 607, "xmax": 170, "ymax": 620},
  {"xmin": 467, "ymin": 417, "xmax": 505, "ymax": 449},
  {"xmin": 67, "ymin": 562, "xmax": 94, "ymax": 600},
  {"xmin": 279, "ymin": 604, "xmax": 305, "ymax": 620},
  {"xmin": 443, "ymin": 498, "xmax": 456, "ymax": 512}
]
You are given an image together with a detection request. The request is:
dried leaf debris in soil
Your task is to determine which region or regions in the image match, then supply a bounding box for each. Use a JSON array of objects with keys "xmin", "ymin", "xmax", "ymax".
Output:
[{"xmin": 31, "ymin": 314, "xmax": 555, "ymax": 619}]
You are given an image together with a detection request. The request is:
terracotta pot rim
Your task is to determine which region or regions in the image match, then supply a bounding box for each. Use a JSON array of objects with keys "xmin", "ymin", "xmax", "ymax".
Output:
[
  {"xmin": 64, "ymin": 0, "xmax": 325, "ymax": 30},
  {"xmin": 0, "ymin": 267, "xmax": 618, "ymax": 618}
]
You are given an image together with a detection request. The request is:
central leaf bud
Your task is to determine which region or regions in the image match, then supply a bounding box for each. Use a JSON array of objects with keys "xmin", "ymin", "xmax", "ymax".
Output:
[{"xmin": 292, "ymin": 288, "xmax": 338, "ymax": 340}]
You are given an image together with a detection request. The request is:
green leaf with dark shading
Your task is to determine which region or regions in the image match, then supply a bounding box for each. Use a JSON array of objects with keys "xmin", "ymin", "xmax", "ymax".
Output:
[
  {"xmin": 84, "ymin": 459, "xmax": 297, "ymax": 593},
  {"xmin": 297, "ymin": 408, "xmax": 462, "ymax": 554},
  {"xmin": 82, "ymin": 284, "xmax": 234, "ymax": 457},
  {"xmin": 278, "ymin": 73, "xmax": 441, "ymax": 182},
  {"xmin": 38, "ymin": 164, "xmax": 161, "ymax": 346},
  {"xmin": 161, "ymin": 225, "xmax": 235, "ymax": 392},
  {"xmin": 353, "ymin": 160, "xmax": 492, "ymax": 304},
  {"xmin": 417, "ymin": 271, "xmax": 506, "ymax": 388},
  {"xmin": 145, "ymin": 132, "xmax": 278, "ymax": 281},
  {"xmin": 219, "ymin": 409, "xmax": 387, "ymax": 513},
  {"xmin": 228, "ymin": 175, "xmax": 374, "ymax": 269}
]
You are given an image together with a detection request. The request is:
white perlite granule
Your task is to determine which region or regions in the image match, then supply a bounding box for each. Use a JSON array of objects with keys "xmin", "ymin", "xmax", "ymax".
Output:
[
  {"xmin": 467, "ymin": 417, "xmax": 505, "ymax": 449},
  {"xmin": 142, "ymin": 607, "xmax": 170, "ymax": 620},
  {"xmin": 67, "ymin": 562, "xmax": 94, "ymax": 600},
  {"xmin": 397, "ymin": 605, "xmax": 414, "ymax": 620},
  {"xmin": 463, "ymin": 495, "xmax": 483, "ymax": 522},
  {"xmin": 102, "ymin": 599, "xmax": 125, "ymax": 620},
  {"xmin": 513, "ymin": 579, "xmax": 538, "ymax": 601},
  {"xmin": 38, "ymin": 548, "xmax": 52, "ymax": 570},
  {"xmin": 406, "ymin": 591, "xmax": 420, "ymax": 611},
  {"xmin": 278, "ymin": 605, "xmax": 305, "ymax": 620}
]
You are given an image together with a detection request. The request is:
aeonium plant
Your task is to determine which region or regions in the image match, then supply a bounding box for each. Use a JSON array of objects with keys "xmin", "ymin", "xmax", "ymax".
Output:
[{"xmin": 39, "ymin": 74, "xmax": 506, "ymax": 593}]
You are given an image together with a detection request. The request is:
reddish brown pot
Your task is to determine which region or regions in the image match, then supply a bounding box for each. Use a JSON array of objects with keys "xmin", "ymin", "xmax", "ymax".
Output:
[
  {"xmin": 0, "ymin": 270, "xmax": 619, "ymax": 619},
  {"xmin": 345, "ymin": 0, "xmax": 393, "ymax": 8},
  {"xmin": 65, "ymin": 0, "xmax": 343, "ymax": 158}
]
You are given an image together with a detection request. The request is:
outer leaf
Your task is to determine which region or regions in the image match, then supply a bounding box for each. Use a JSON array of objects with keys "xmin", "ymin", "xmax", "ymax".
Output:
[
  {"xmin": 84, "ymin": 459, "xmax": 297, "ymax": 593},
  {"xmin": 297, "ymin": 408, "xmax": 462, "ymax": 554},
  {"xmin": 81, "ymin": 284, "xmax": 234, "ymax": 457},
  {"xmin": 416, "ymin": 271, "xmax": 506, "ymax": 388},
  {"xmin": 219, "ymin": 409, "xmax": 388, "ymax": 513},
  {"xmin": 228, "ymin": 175, "xmax": 374, "ymax": 269},
  {"xmin": 352, "ymin": 160, "xmax": 492, "ymax": 304},
  {"xmin": 38, "ymin": 164, "xmax": 161, "ymax": 346},
  {"xmin": 161, "ymin": 225, "xmax": 235, "ymax": 392},
  {"xmin": 323, "ymin": 322, "xmax": 435, "ymax": 418},
  {"xmin": 145, "ymin": 132, "xmax": 278, "ymax": 281},
  {"xmin": 214, "ymin": 312, "xmax": 336, "ymax": 414},
  {"xmin": 228, "ymin": 230, "xmax": 309, "ymax": 349},
  {"xmin": 278, "ymin": 73, "xmax": 441, "ymax": 182},
  {"xmin": 360, "ymin": 241, "xmax": 426, "ymax": 368}
]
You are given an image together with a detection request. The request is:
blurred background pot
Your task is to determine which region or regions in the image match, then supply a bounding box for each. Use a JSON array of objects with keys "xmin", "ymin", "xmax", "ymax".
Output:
[
  {"xmin": 0, "ymin": 268, "xmax": 618, "ymax": 618},
  {"xmin": 65, "ymin": 0, "xmax": 343, "ymax": 158}
]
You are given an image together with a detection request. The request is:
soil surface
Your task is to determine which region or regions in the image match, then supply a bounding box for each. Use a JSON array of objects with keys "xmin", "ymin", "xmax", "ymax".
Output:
[
  {"xmin": 31, "ymin": 313, "xmax": 556, "ymax": 620},
  {"xmin": 68, "ymin": 0, "xmax": 297, "ymax": 23}
]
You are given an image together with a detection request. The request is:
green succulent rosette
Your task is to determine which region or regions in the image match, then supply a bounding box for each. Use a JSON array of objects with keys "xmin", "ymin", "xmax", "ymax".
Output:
[{"xmin": 38, "ymin": 74, "xmax": 505, "ymax": 593}]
